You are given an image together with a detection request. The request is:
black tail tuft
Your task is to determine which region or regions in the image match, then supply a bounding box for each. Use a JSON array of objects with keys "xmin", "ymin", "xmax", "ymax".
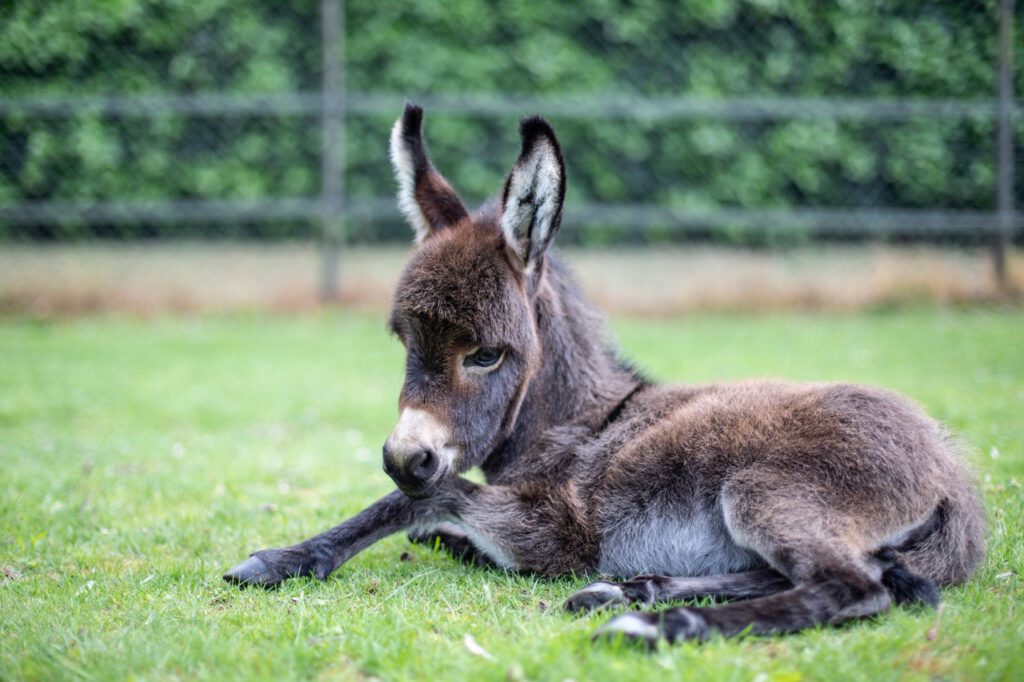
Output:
[
  {"xmin": 872, "ymin": 501, "xmax": 946, "ymax": 609},
  {"xmin": 881, "ymin": 564, "xmax": 940, "ymax": 608}
]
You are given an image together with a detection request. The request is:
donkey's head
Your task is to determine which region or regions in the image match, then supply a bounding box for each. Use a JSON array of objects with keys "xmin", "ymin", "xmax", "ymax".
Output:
[{"xmin": 382, "ymin": 103, "xmax": 566, "ymax": 498}]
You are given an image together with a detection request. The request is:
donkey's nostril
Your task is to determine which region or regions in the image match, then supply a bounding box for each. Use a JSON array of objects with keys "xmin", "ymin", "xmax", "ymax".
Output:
[{"xmin": 409, "ymin": 449, "xmax": 439, "ymax": 482}]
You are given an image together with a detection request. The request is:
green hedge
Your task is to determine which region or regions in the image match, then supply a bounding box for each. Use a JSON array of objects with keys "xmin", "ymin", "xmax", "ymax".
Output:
[{"xmin": 0, "ymin": 0, "xmax": 1020, "ymax": 240}]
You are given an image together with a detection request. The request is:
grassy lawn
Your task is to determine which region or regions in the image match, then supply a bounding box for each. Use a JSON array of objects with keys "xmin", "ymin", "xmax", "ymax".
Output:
[{"xmin": 1, "ymin": 309, "xmax": 1022, "ymax": 680}]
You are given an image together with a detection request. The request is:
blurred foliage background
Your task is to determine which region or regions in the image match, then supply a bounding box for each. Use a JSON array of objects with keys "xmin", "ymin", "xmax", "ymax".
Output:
[{"xmin": 0, "ymin": 0, "xmax": 1020, "ymax": 244}]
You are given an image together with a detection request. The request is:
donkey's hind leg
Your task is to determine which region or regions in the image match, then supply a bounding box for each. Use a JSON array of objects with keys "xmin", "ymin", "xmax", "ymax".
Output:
[
  {"xmin": 595, "ymin": 573, "xmax": 891, "ymax": 644},
  {"xmin": 564, "ymin": 569, "xmax": 792, "ymax": 613},
  {"xmin": 595, "ymin": 481, "xmax": 894, "ymax": 644}
]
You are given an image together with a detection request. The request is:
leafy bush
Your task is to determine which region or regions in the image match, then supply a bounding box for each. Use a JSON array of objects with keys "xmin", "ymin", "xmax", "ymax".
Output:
[{"xmin": 0, "ymin": 0, "xmax": 1019, "ymax": 240}]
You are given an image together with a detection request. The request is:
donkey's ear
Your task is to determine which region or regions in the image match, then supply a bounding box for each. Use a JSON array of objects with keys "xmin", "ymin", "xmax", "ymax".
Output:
[
  {"xmin": 390, "ymin": 103, "xmax": 470, "ymax": 243},
  {"xmin": 500, "ymin": 116, "xmax": 566, "ymax": 273}
]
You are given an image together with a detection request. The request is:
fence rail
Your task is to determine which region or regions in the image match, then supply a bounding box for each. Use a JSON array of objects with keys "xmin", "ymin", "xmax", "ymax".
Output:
[
  {"xmin": 3, "ymin": 92, "xmax": 1022, "ymax": 121},
  {"xmin": 2, "ymin": 198, "xmax": 1022, "ymax": 236}
]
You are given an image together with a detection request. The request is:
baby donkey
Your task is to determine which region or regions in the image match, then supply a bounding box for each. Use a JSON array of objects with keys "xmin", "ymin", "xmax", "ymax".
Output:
[{"xmin": 225, "ymin": 104, "xmax": 985, "ymax": 644}]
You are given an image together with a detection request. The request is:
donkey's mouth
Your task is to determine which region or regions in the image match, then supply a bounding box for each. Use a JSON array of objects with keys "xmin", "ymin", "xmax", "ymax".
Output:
[
  {"xmin": 395, "ymin": 479, "xmax": 445, "ymax": 499},
  {"xmin": 391, "ymin": 464, "xmax": 450, "ymax": 499}
]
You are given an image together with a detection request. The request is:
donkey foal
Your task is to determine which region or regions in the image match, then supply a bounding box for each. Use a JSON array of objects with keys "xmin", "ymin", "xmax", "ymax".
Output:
[{"xmin": 225, "ymin": 104, "xmax": 985, "ymax": 645}]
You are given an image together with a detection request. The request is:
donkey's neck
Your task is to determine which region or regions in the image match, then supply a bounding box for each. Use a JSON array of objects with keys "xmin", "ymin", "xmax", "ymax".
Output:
[{"xmin": 483, "ymin": 255, "xmax": 643, "ymax": 476}]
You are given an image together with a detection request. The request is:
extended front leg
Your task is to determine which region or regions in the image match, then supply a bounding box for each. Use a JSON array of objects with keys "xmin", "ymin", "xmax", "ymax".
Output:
[
  {"xmin": 224, "ymin": 476, "xmax": 590, "ymax": 586},
  {"xmin": 224, "ymin": 490, "xmax": 425, "ymax": 588}
]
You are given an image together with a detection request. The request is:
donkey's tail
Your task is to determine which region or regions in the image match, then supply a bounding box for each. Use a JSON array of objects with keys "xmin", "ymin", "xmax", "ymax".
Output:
[
  {"xmin": 872, "ymin": 487, "xmax": 986, "ymax": 607},
  {"xmin": 878, "ymin": 556, "xmax": 940, "ymax": 608}
]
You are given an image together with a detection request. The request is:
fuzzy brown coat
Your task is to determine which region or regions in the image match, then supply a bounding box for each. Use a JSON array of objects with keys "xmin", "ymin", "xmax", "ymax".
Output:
[{"xmin": 225, "ymin": 105, "xmax": 985, "ymax": 644}]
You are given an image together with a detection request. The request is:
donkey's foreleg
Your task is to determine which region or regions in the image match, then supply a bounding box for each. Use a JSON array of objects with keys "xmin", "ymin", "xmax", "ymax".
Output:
[
  {"xmin": 408, "ymin": 522, "xmax": 499, "ymax": 568},
  {"xmin": 422, "ymin": 478, "xmax": 595, "ymax": 576},
  {"xmin": 224, "ymin": 490, "xmax": 426, "ymax": 588},
  {"xmin": 564, "ymin": 569, "xmax": 792, "ymax": 613}
]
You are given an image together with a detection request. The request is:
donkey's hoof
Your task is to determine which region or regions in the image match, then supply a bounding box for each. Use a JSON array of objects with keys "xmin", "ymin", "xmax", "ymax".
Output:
[
  {"xmin": 659, "ymin": 607, "xmax": 711, "ymax": 642},
  {"xmin": 564, "ymin": 581, "xmax": 625, "ymax": 613},
  {"xmin": 592, "ymin": 613, "xmax": 662, "ymax": 647},
  {"xmin": 223, "ymin": 555, "xmax": 279, "ymax": 588}
]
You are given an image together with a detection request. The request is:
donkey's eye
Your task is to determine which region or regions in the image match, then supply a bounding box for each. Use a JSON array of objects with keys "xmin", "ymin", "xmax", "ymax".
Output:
[{"xmin": 464, "ymin": 347, "xmax": 503, "ymax": 369}]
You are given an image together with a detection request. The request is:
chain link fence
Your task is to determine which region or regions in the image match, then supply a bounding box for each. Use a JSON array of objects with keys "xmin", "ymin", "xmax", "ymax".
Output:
[{"xmin": 0, "ymin": 0, "xmax": 1020, "ymax": 299}]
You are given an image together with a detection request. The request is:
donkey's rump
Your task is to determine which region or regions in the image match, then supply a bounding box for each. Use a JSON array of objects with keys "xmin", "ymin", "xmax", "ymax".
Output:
[{"xmin": 592, "ymin": 380, "xmax": 982, "ymax": 583}]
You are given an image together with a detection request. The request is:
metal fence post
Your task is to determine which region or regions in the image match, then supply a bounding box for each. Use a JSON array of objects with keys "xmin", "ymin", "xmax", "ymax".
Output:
[
  {"xmin": 995, "ymin": 0, "xmax": 1015, "ymax": 288},
  {"xmin": 320, "ymin": 0, "xmax": 345, "ymax": 302}
]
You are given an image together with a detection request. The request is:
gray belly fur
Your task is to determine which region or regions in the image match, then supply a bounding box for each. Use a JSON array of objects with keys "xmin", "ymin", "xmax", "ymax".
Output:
[{"xmin": 597, "ymin": 510, "xmax": 764, "ymax": 578}]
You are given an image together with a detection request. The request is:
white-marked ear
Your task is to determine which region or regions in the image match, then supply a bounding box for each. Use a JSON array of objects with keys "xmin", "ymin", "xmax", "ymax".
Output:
[
  {"xmin": 389, "ymin": 103, "xmax": 469, "ymax": 243},
  {"xmin": 499, "ymin": 116, "xmax": 566, "ymax": 273}
]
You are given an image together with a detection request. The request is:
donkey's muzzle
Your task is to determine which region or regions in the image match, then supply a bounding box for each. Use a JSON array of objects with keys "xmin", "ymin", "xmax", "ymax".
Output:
[{"xmin": 383, "ymin": 445, "xmax": 442, "ymax": 498}]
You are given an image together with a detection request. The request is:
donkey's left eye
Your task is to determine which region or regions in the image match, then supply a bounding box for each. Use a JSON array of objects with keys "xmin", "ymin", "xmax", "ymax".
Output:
[{"xmin": 465, "ymin": 347, "xmax": 503, "ymax": 368}]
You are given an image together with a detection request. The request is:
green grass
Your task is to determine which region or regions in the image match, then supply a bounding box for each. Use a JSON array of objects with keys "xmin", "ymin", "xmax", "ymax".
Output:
[{"xmin": 1, "ymin": 309, "xmax": 1022, "ymax": 681}]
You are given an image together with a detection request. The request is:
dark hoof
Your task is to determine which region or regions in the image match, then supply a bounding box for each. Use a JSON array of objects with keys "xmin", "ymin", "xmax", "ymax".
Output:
[
  {"xmin": 660, "ymin": 607, "xmax": 711, "ymax": 642},
  {"xmin": 564, "ymin": 581, "xmax": 625, "ymax": 613},
  {"xmin": 223, "ymin": 555, "xmax": 280, "ymax": 588},
  {"xmin": 592, "ymin": 613, "xmax": 662, "ymax": 647},
  {"xmin": 593, "ymin": 608, "xmax": 710, "ymax": 646}
]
